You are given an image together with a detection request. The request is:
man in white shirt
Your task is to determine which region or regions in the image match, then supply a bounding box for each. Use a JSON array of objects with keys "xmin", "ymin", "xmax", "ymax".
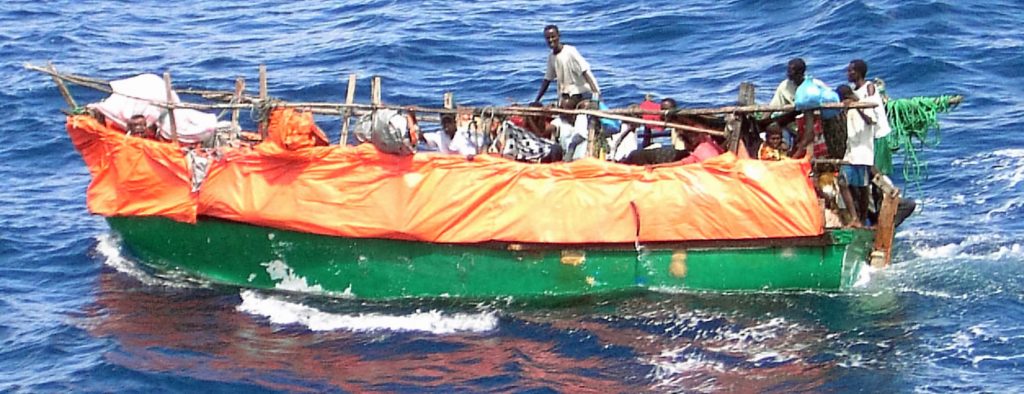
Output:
[
  {"xmin": 421, "ymin": 114, "xmax": 478, "ymax": 156},
  {"xmin": 839, "ymin": 76, "xmax": 877, "ymax": 227},
  {"xmin": 533, "ymin": 25, "xmax": 601, "ymax": 110}
]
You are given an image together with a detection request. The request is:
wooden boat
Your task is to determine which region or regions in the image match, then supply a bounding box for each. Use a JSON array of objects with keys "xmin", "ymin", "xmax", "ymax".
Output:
[{"xmin": 30, "ymin": 64, "xmax": 958, "ymax": 299}]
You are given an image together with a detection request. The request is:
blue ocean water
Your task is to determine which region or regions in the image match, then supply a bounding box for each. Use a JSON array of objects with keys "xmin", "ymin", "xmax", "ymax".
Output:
[{"xmin": 2, "ymin": 0, "xmax": 1022, "ymax": 392}]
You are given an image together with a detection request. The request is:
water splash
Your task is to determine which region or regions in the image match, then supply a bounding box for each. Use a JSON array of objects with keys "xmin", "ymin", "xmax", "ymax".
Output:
[{"xmin": 236, "ymin": 290, "xmax": 499, "ymax": 334}]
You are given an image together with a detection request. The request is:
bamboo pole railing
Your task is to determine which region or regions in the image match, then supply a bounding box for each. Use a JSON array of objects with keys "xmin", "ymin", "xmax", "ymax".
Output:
[{"xmin": 26, "ymin": 63, "xmax": 963, "ymax": 139}]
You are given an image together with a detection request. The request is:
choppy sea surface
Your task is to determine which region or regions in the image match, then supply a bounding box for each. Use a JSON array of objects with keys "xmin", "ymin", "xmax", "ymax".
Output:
[{"xmin": 2, "ymin": 0, "xmax": 1022, "ymax": 392}]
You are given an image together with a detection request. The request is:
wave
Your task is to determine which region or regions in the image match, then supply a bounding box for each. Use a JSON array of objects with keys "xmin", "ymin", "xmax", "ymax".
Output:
[{"xmin": 236, "ymin": 290, "xmax": 498, "ymax": 334}]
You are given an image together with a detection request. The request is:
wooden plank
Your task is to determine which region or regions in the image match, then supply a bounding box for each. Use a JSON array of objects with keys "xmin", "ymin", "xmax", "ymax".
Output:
[
  {"xmin": 371, "ymin": 76, "xmax": 381, "ymax": 107},
  {"xmin": 738, "ymin": 82, "xmax": 756, "ymax": 105},
  {"xmin": 724, "ymin": 82, "xmax": 755, "ymax": 153},
  {"xmin": 231, "ymin": 77, "xmax": 245, "ymax": 131},
  {"xmin": 162, "ymin": 72, "xmax": 180, "ymax": 145},
  {"xmin": 872, "ymin": 190, "xmax": 900, "ymax": 268},
  {"xmin": 339, "ymin": 74, "xmax": 357, "ymax": 145},
  {"xmin": 258, "ymin": 64, "xmax": 268, "ymax": 138},
  {"xmin": 443, "ymin": 92, "xmax": 454, "ymax": 109},
  {"xmin": 47, "ymin": 62, "xmax": 77, "ymax": 109},
  {"xmin": 587, "ymin": 101, "xmax": 599, "ymax": 157}
]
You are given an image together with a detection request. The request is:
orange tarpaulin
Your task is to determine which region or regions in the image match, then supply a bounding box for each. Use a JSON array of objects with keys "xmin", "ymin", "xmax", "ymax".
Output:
[{"xmin": 67, "ymin": 110, "xmax": 824, "ymax": 244}]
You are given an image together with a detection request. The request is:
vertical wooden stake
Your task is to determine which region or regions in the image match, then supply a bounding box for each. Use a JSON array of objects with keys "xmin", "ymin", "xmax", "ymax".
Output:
[
  {"xmin": 371, "ymin": 76, "xmax": 382, "ymax": 107},
  {"xmin": 872, "ymin": 190, "xmax": 900, "ymax": 268},
  {"xmin": 800, "ymin": 110, "xmax": 815, "ymax": 158},
  {"xmin": 47, "ymin": 62, "xmax": 77, "ymax": 109},
  {"xmin": 231, "ymin": 77, "xmax": 245, "ymax": 131},
  {"xmin": 258, "ymin": 64, "xmax": 268, "ymax": 138},
  {"xmin": 443, "ymin": 92, "xmax": 454, "ymax": 110},
  {"xmin": 162, "ymin": 72, "xmax": 180, "ymax": 146},
  {"xmin": 340, "ymin": 73, "xmax": 357, "ymax": 145},
  {"xmin": 587, "ymin": 102, "xmax": 599, "ymax": 158},
  {"xmin": 724, "ymin": 82, "xmax": 755, "ymax": 153},
  {"xmin": 738, "ymin": 82, "xmax": 756, "ymax": 106}
]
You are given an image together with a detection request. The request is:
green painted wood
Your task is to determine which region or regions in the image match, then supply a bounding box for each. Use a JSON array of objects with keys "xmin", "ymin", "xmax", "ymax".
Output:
[{"xmin": 106, "ymin": 216, "xmax": 871, "ymax": 299}]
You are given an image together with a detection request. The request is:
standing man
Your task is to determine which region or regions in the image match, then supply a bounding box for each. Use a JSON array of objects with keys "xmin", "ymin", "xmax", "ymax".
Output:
[
  {"xmin": 534, "ymin": 25, "xmax": 601, "ymax": 110},
  {"xmin": 769, "ymin": 58, "xmax": 807, "ymax": 109},
  {"xmin": 847, "ymin": 59, "xmax": 891, "ymax": 144},
  {"xmin": 763, "ymin": 58, "xmax": 808, "ymax": 148}
]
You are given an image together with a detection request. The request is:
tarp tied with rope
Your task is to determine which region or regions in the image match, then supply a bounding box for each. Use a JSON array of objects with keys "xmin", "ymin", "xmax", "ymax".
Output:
[{"xmin": 67, "ymin": 109, "xmax": 825, "ymax": 244}]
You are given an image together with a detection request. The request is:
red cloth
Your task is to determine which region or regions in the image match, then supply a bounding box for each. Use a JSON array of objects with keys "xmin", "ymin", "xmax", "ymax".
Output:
[
  {"xmin": 679, "ymin": 140, "xmax": 725, "ymax": 165},
  {"xmin": 639, "ymin": 99, "xmax": 663, "ymax": 131}
]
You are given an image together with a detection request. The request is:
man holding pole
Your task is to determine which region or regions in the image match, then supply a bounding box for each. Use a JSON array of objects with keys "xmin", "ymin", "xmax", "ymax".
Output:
[{"xmin": 533, "ymin": 24, "xmax": 601, "ymax": 110}]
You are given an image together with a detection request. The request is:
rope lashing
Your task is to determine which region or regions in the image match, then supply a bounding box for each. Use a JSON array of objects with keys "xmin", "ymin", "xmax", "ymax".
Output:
[{"xmin": 883, "ymin": 95, "xmax": 959, "ymax": 187}]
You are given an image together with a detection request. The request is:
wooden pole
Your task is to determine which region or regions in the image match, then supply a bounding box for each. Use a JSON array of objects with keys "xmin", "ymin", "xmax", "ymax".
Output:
[
  {"xmin": 587, "ymin": 102, "xmax": 598, "ymax": 157},
  {"xmin": 47, "ymin": 62, "xmax": 77, "ymax": 109},
  {"xmin": 231, "ymin": 77, "xmax": 245, "ymax": 131},
  {"xmin": 33, "ymin": 64, "xmax": 966, "ymax": 120},
  {"xmin": 258, "ymin": 64, "xmax": 268, "ymax": 138},
  {"xmin": 371, "ymin": 76, "xmax": 381, "ymax": 107},
  {"xmin": 724, "ymin": 82, "xmax": 755, "ymax": 153},
  {"xmin": 340, "ymin": 73, "xmax": 357, "ymax": 145},
  {"xmin": 738, "ymin": 82, "xmax": 756, "ymax": 106},
  {"xmin": 162, "ymin": 72, "xmax": 180, "ymax": 146}
]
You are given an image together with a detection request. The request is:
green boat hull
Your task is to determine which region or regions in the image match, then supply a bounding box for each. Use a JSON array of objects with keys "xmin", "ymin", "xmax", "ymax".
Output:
[{"xmin": 106, "ymin": 216, "xmax": 873, "ymax": 299}]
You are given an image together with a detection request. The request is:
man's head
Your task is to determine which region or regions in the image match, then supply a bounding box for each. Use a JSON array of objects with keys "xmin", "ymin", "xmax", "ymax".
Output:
[
  {"xmin": 440, "ymin": 114, "xmax": 456, "ymax": 138},
  {"xmin": 786, "ymin": 58, "xmax": 806, "ymax": 84},
  {"xmin": 544, "ymin": 25, "xmax": 562, "ymax": 52},
  {"xmin": 558, "ymin": 95, "xmax": 580, "ymax": 121},
  {"xmin": 127, "ymin": 115, "xmax": 148, "ymax": 136},
  {"xmin": 660, "ymin": 98, "xmax": 677, "ymax": 120},
  {"xmin": 847, "ymin": 59, "xmax": 868, "ymax": 83}
]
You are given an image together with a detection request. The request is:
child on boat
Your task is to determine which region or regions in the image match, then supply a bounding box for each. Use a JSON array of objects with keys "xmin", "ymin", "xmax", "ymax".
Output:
[{"xmin": 757, "ymin": 122, "xmax": 790, "ymax": 161}]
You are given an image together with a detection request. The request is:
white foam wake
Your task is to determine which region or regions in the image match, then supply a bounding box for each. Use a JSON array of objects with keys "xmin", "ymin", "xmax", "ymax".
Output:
[
  {"xmin": 236, "ymin": 290, "xmax": 499, "ymax": 334},
  {"xmin": 910, "ymin": 234, "xmax": 1024, "ymax": 260},
  {"xmin": 94, "ymin": 233, "xmax": 199, "ymax": 288}
]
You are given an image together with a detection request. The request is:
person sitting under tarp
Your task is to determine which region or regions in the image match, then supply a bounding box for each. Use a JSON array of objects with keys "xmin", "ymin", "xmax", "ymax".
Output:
[
  {"xmin": 420, "ymin": 112, "xmax": 480, "ymax": 156},
  {"xmin": 126, "ymin": 114, "xmax": 162, "ymax": 141},
  {"xmin": 88, "ymin": 73, "xmax": 219, "ymax": 146},
  {"xmin": 519, "ymin": 102, "xmax": 556, "ymax": 140},
  {"xmin": 638, "ymin": 98, "xmax": 677, "ymax": 149},
  {"xmin": 621, "ymin": 115, "xmax": 724, "ymax": 166},
  {"xmin": 757, "ymin": 122, "xmax": 790, "ymax": 161},
  {"xmin": 677, "ymin": 130, "xmax": 725, "ymax": 165},
  {"xmin": 606, "ymin": 104, "xmax": 641, "ymax": 162},
  {"xmin": 552, "ymin": 98, "xmax": 590, "ymax": 162}
]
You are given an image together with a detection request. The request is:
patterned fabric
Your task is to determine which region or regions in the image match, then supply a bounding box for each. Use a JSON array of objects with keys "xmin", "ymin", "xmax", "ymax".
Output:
[
  {"xmin": 822, "ymin": 116, "xmax": 847, "ymax": 159},
  {"xmin": 500, "ymin": 121, "xmax": 562, "ymax": 163}
]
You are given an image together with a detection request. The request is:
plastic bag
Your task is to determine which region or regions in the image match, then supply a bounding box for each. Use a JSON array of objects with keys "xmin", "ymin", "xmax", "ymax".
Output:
[
  {"xmin": 795, "ymin": 77, "xmax": 840, "ymax": 118},
  {"xmin": 354, "ymin": 109, "xmax": 416, "ymax": 155},
  {"xmin": 598, "ymin": 101, "xmax": 621, "ymax": 134}
]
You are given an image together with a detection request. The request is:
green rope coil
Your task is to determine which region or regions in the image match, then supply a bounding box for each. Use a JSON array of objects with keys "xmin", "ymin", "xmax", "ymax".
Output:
[{"xmin": 881, "ymin": 95, "xmax": 959, "ymax": 188}]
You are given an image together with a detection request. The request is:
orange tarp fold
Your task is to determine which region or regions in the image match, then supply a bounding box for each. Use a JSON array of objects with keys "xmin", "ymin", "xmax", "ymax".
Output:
[
  {"xmin": 67, "ymin": 116, "xmax": 197, "ymax": 223},
  {"xmin": 67, "ymin": 111, "xmax": 824, "ymax": 244}
]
